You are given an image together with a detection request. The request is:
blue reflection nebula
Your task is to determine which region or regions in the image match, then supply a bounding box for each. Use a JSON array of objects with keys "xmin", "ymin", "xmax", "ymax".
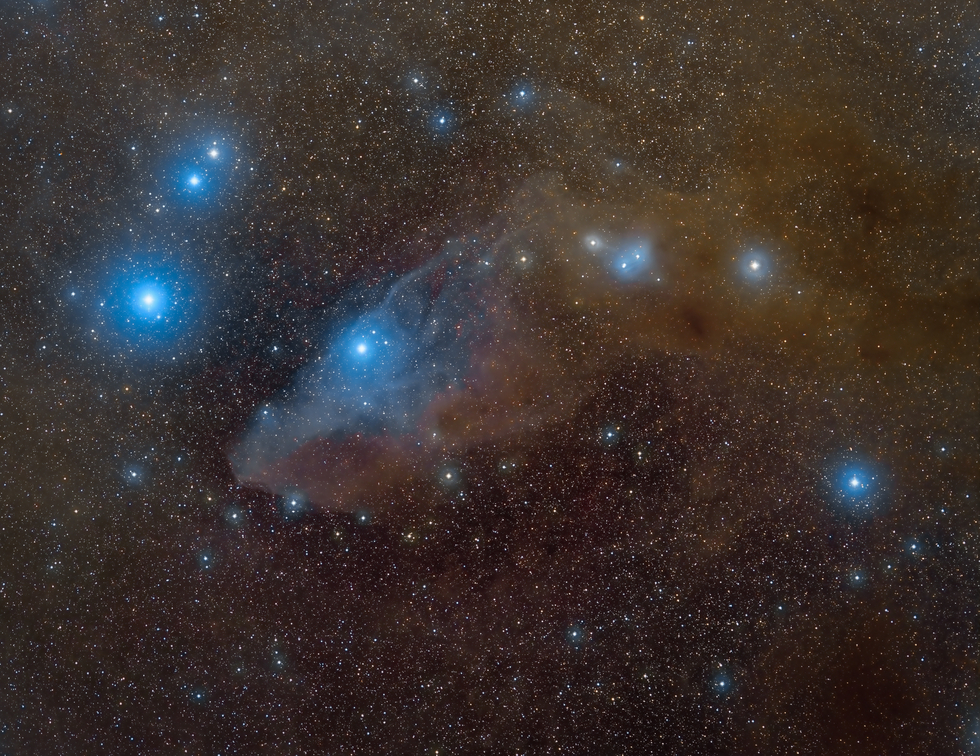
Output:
[
  {"xmin": 827, "ymin": 458, "xmax": 884, "ymax": 517},
  {"xmin": 345, "ymin": 324, "xmax": 391, "ymax": 374},
  {"xmin": 430, "ymin": 107, "xmax": 455, "ymax": 136},
  {"xmin": 740, "ymin": 249, "xmax": 772, "ymax": 281},
  {"xmin": 132, "ymin": 282, "xmax": 168, "ymax": 320},
  {"xmin": 232, "ymin": 239, "xmax": 489, "ymax": 483},
  {"xmin": 610, "ymin": 238, "xmax": 652, "ymax": 281},
  {"xmin": 185, "ymin": 172, "xmax": 206, "ymax": 192},
  {"xmin": 508, "ymin": 82, "xmax": 536, "ymax": 110},
  {"xmin": 841, "ymin": 465, "xmax": 875, "ymax": 499},
  {"xmin": 100, "ymin": 257, "xmax": 199, "ymax": 352}
]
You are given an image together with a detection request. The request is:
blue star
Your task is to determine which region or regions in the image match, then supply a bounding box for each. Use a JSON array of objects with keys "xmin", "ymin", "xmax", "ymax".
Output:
[
  {"xmin": 163, "ymin": 138, "xmax": 236, "ymax": 204},
  {"xmin": 712, "ymin": 670, "xmax": 734, "ymax": 696},
  {"xmin": 600, "ymin": 425, "xmax": 621, "ymax": 446},
  {"xmin": 429, "ymin": 106, "xmax": 456, "ymax": 136},
  {"xmin": 280, "ymin": 494, "xmax": 306, "ymax": 521},
  {"xmin": 565, "ymin": 624, "xmax": 586, "ymax": 647},
  {"xmin": 124, "ymin": 464, "xmax": 147, "ymax": 487},
  {"xmin": 740, "ymin": 248, "xmax": 772, "ymax": 281},
  {"xmin": 507, "ymin": 82, "xmax": 536, "ymax": 109},
  {"xmin": 224, "ymin": 506, "xmax": 245, "ymax": 527},
  {"xmin": 132, "ymin": 282, "xmax": 168, "ymax": 320},
  {"xmin": 98, "ymin": 257, "xmax": 199, "ymax": 353},
  {"xmin": 344, "ymin": 325, "xmax": 392, "ymax": 374},
  {"xmin": 826, "ymin": 457, "xmax": 885, "ymax": 517},
  {"xmin": 841, "ymin": 466, "xmax": 875, "ymax": 498}
]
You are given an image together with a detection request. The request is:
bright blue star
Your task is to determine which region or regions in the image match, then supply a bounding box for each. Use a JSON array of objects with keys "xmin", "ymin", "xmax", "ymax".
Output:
[
  {"xmin": 508, "ymin": 82, "xmax": 536, "ymax": 109},
  {"xmin": 132, "ymin": 282, "xmax": 168, "ymax": 320},
  {"xmin": 345, "ymin": 325, "xmax": 391, "ymax": 372},
  {"xmin": 163, "ymin": 138, "xmax": 237, "ymax": 204},
  {"xmin": 124, "ymin": 464, "xmax": 146, "ymax": 487},
  {"xmin": 600, "ymin": 425, "xmax": 621, "ymax": 446},
  {"xmin": 280, "ymin": 494, "xmax": 306, "ymax": 521},
  {"xmin": 429, "ymin": 106, "xmax": 455, "ymax": 136},
  {"xmin": 740, "ymin": 248, "xmax": 772, "ymax": 281},
  {"xmin": 99, "ymin": 257, "xmax": 200, "ymax": 353},
  {"xmin": 706, "ymin": 664, "xmax": 735, "ymax": 696},
  {"xmin": 565, "ymin": 624, "xmax": 586, "ymax": 647},
  {"xmin": 841, "ymin": 466, "xmax": 875, "ymax": 498},
  {"xmin": 181, "ymin": 169, "xmax": 210, "ymax": 197},
  {"xmin": 826, "ymin": 457, "xmax": 885, "ymax": 517}
]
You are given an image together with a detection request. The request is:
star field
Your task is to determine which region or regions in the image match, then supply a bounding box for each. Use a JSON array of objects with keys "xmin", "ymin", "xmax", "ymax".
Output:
[{"xmin": 1, "ymin": 0, "xmax": 978, "ymax": 754}]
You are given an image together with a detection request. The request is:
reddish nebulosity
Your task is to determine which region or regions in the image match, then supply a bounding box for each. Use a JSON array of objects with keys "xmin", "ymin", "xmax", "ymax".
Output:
[{"xmin": 240, "ymin": 431, "xmax": 431, "ymax": 514}]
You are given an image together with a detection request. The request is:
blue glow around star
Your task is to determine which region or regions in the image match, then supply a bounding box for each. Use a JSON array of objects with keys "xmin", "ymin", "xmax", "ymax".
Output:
[
  {"xmin": 132, "ymin": 282, "xmax": 168, "ymax": 320},
  {"xmin": 825, "ymin": 456, "xmax": 885, "ymax": 517},
  {"xmin": 739, "ymin": 248, "xmax": 772, "ymax": 281},
  {"xmin": 124, "ymin": 464, "xmax": 147, "ymax": 487},
  {"xmin": 162, "ymin": 137, "xmax": 237, "ymax": 205},
  {"xmin": 224, "ymin": 505, "xmax": 245, "ymax": 527},
  {"xmin": 429, "ymin": 106, "xmax": 456, "ymax": 136},
  {"xmin": 185, "ymin": 171, "xmax": 206, "ymax": 191},
  {"xmin": 100, "ymin": 256, "xmax": 201, "ymax": 352},
  {"xmin": 280, "ymin": 494, "xmax": 306, "ymax": 521},
  {"xmin": 608, "ymin": 157, "xmax": 628, "ymax": 173},
  {"xmin": 565, "ymin": 624, "xmax": 586, "ymax": 647},
  {"xmin": 438, "ymin": 465, "xmax": 463, "ymax": 491},
  {"xmin": 841, "ymin": 465, "xmax": 876, "ymax": 499},
  {"xmin": 121, "ymin": 274, "xmax": 180, "ymax": 334},
  {"xmin": 844, "ymin": 567, "xmax": 870, "ymax": 591},
  {"xmin": 342, "ymin": 322, "xmax": 393, "ymax": 377},
  {"xmin": 231, "ymin": 242, "xmax": 484, "ymax": 482},
  {"xmin": 507, "ymin": 81, "xmax": 536, "ymax": 110},
  {"xmin": 610, "ymin": 238, "xmax": 653, "ymax": 281},
  {"xmin": 600, "ymin": 424, "xmax": 621, "ymax": 446},
  {"xmin": 581, "ymin": 232, "xmax": 656, "ymax": 282},
  {"xmin": 712, "ymin": 671, "xmax": 734, "ymax": 696}
]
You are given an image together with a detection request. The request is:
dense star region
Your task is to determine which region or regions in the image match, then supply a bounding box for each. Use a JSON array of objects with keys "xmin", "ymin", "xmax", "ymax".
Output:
[{"xmin": 1, "ymin": 0, "xmax": 978, "ymax": 753}]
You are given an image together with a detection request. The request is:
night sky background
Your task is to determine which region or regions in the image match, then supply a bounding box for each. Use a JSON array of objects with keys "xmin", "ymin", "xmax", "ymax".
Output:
[{"xmin": 1, "ymin": 0, "xmax": 979, "ymax": 753}]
